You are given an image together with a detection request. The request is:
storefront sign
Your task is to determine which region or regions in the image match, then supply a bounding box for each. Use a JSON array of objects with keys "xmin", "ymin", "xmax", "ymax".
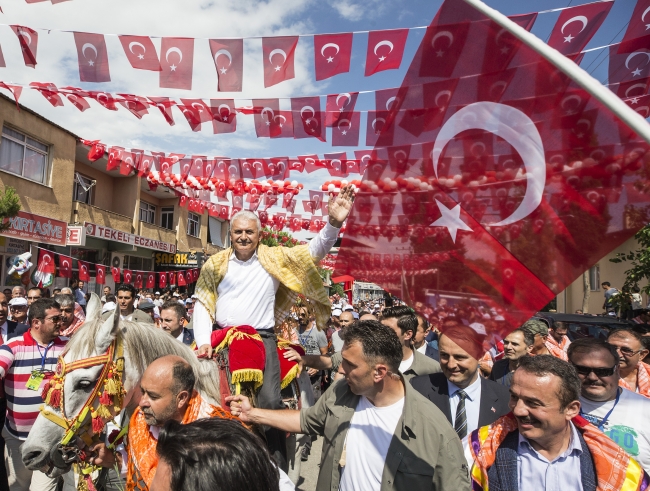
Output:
[
  {"xmin": 154, "ymin": 251, "xmax": 203, "ymax": 269},
  {"xmin": 1, "ymin": 211, "xmax": 67, "ymax": 246},
  {"xmin": 84, "ymin": 222, "xmax": 176, "ymax": 253},
  {"xmin": 66, "ymin": 225, "xmax": 86, "ymax": 246},
  {"xmin": 5, "ymin": 238, "xmax": 29, "ymax": 254}
]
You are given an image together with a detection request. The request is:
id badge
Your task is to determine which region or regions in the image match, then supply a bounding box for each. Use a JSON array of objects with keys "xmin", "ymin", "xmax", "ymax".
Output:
[{"xmin": 26, "ymin": 371, "xmax": 45, "ymax": 391}]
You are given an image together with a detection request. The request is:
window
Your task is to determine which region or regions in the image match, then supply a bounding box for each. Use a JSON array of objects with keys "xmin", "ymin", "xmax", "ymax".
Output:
[
  {"xmin": 589, "ymin": 265, "xmax": 600, "ymax": 291},
  {"xmin": 139, "ymin": 201, "xmax": 156, "ymax": 224},
  {"xmin": 187, "ymin": 212, "xmax": 200, "ymax": 238},
  {"xmin": 161, "ymin": 206, "xmax": 174, "ymax": 230},
  {"xmin": 0, "ymin": 126, "xmax": 48, "ymax": 183},
  {"xmin": 73, "ymin": 173, "xmax": 94, "ymax": 204}
]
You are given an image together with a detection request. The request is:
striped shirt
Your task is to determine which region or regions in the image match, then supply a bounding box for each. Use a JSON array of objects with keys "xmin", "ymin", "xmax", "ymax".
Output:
[{"xmin": 0, "ymin": 330, "xmax": 67, "ymax": 439}]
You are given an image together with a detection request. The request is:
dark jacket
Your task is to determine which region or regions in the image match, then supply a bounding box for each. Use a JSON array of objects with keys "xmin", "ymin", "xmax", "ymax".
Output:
[
  {"xmin": 402, "ymin": 349, "xmax": 441, "ymax": 382},
  {"xmin": 410, "ymin": 372, "xmax": 511, "ymax": 428},
  {"xmin": 181, "ymin": 327, "xmax": 195, "ymax": 347},
  {"xmin": 6, "ymin": 320, "xmax": 28, "ymax": 341}
]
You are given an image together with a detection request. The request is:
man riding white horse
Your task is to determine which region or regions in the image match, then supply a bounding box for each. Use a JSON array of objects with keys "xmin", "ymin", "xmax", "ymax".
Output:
[{"xmin": 193, "ymin": 184, "xmax": 354, "ymax": 468}]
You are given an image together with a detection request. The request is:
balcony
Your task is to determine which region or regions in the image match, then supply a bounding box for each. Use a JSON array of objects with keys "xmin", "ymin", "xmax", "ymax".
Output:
[
  {"xmin": 138, "ymin": 220, "xmax": 177, "ymax": 245},
  {"xmin": 73, "ymin": 202, "xmax": 132, "ymax": 233}
]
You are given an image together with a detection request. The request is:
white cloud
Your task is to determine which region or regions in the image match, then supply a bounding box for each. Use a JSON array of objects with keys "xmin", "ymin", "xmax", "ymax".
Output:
[{"xmin": 328, "ymin": 0, "xmax": 385, "ymax": 21}]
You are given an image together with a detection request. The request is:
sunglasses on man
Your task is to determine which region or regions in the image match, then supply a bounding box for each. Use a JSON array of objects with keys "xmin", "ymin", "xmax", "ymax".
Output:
[{"xmin": 572, "ymin": 364, "xmax": 616, "ymax": 378}]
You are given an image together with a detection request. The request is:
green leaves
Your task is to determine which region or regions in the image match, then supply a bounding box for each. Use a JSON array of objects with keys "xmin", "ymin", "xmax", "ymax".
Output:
[{"xmin": 0, "ymin": 187, "xmax": 21, "ymax": 232}]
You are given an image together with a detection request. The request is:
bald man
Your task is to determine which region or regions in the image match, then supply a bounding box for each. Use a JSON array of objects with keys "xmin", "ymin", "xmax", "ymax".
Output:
[{"xmin": 331, "ymin": 311, "xmax": 355, "ymax": 352}]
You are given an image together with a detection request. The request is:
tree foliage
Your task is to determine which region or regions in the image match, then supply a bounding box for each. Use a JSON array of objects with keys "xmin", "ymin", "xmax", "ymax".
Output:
[
  {"xmin": 610, "ymin": 223, "xmax": 650, "ymax": 294},
  {"xmin": 0, "ymin": 187, "xmax": 21, "ymax": 232},
  {"xmin": 259, "ymin": 227, "xmax": 300, "ymax": 248}
]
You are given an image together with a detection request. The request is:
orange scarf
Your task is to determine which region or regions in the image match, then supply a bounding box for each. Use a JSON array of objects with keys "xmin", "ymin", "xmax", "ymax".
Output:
[
  {"xmin": 126, "ymin": 391, "xmax": 240, "ymax": 491},
  {"xmin": 619, "ymin": 362, "xmax": 650, "ymax": 399},
  {"xmin": 469, "ymin": 413, "xmax": 650, "ymax": 491},
  {"xmin": 543, "ymin": 341, "xmax": 569, "ymax": 361}
]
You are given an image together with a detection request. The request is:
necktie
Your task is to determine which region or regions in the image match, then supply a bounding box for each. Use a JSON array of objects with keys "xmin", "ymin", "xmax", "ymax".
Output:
[{"xmin": 454, "ymin": 390, "xmax": 468, "ymax": 439}]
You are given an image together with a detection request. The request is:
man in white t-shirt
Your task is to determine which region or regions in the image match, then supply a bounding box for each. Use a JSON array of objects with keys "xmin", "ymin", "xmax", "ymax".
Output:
[
  {"xmin": 228, "ymin": 320, "xmax": 469, "ymax": 491},
  {"xmin": 568, "ymin": 337, "xmax": 650, "ymax": 473}
]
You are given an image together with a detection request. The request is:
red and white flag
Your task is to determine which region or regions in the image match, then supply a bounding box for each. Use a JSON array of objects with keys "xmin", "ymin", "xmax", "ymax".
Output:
[
  {"xmin": 111, "ymin": 265, "xmax": 120, "ymax": 283},
  {"xmin": 298, "ymin": 154, "xmax": 326, "ymax": 173},
  {"xmin": 253, "ymin": 99, "xmax": 282, "ymax": 137},
  {"xmin": 119, "ymin": 35, "xmax": 161, "ymax": 71},
  {"xmin": 62, "ymin": 87, "xmax": 91, "ymax": 112},
  {"xmin": 37, "ymin": 249, "xmax": 56, "ymax": 275},
  {"xmin": 58, "ymin": 255, "xmax": 72, "ymax": 278},
  {"xmin": 73, "ymin": 32, "xmax": 111, "ymax": 83},
  {"xmin": 117, "ymin": 94, "xmax": 150, "ymax": 119},
  {"xmin": 262, "ymin": 36, "xmax": 298, "ymax": 87},
  {"xmin": 332, "ymin": 111, "xmax": 360, "ymax": 147},
  {"xmin": 158, "ymin": 272, "xmax": 168, "ymax": 289},
  {"xmin": 78, "ymin": 260, "xmax": 90, "ymax": 282},
  {"xmin": 609, "ymin": 43, "xmax": 650, "ymax": 86},
  {"xmin": 326, "ymin": 91, "xmax": 359, "ymax": 127},
  {"xmin": 271, "ymin": 111, "xmax": 294, "ymax": 139},
  {"xmin": 178, "ymin": 104, "xmax": 203, "ymax": 132},
  {"xmin": 180, "ymin": 99, "xmax": 212, "ymax": 123},
  {"xmin": 177, "ymin": 270, "xmax": 187, "ymax": 286},
  {"xmin": 210, "ymin": 99, "xmax": 237, "ymax": 134},
  {"xmin": 168, "ymin": 272, "xmax": 176, "ymax": 287},
  {"xmin": 291, "ymin": 96, "xmax": 324, "ymax": 140},
  {"xmin": 210, "ymin": 39, "xmax": 244, "ymax": 92},
  {"xmin": 10, "ymin": 26, "xmax": 38, "ymax": 68},
  {"xmin": 149, "ymin": 97, "xmax": 176, "ymax": 126},
  {"xmin": 123, "ymin": 269, "xmax": 133, "ymax": 285},
  {"xmin": 138, "ymin": 154, "xmax": 156, "ymax": 177},
  {"xmin": 134, "ymin": 272, "xmax": 143, "ymax": 289},
  {"xmin": 106, "ymin": 146, "xmax": 124, "ymax": 172},
  {"xmin": 160, "ymin": 38, "xmax": 194, "ymax": 90},
  {"xmin": 88, "ymin": 91, "xmax": 117, "ymax": 111},
  {"xmin": 146, "ymin": 272, "xmax": 155, "ymax": 289},
  {"xmin": 96, "ymin": 265, "xmax": 106, "ymax": 285},
  {"xmin": 619, "ymin": 0, "xmax": 650, "ymax": 54},
  {"xmin": 365, "ymin": 29, "xmax": 409, "ymax": 76},
  {"xmin": 0, "ymin": 83, "xmax": 21, "ymax": 107},
  {"xmin": 30, "ymin": 82, "xmax": 64, "ymax": 107},
  {"xmin": 547, "ymin": 2, "xmax": 613, "ymax": 56},
  {"xmin": 314, "ymin": 33, "xmax": 353, "ymax": 81}
]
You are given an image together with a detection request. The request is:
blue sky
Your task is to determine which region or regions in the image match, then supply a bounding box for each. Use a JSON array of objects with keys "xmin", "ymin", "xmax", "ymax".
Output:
[{"xmin": 0, "ymin": 0, "xmax": 641, "ymax": 238}]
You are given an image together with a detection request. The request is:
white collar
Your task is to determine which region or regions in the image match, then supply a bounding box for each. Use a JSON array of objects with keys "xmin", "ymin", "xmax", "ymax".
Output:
[
  {"xmin": 448, "ymin": 373, "xmax": 481, "ymax": 401},
  {"xmin": 230, "ymin": 250, "xmax": 258, "ymax": 264},
  {"xmin": 176, "ymin": 330, "xmax": 185, "ymax": 342}
]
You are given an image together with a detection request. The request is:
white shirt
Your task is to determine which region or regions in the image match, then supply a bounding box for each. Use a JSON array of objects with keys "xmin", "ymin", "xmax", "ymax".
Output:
[
  {"xmin": 415, "ymin": 343, "xmax": 427, "ymax": 355},
  {"xmin": 399, "ymin": 352, "xmax": 414, "ymax": 373},
  {"xmin": 339, "ymin": 396, "xmax": 405, "ymax": 491},
  {"xmin": 0, "ymin": 321, "xmax": 7, "ymax": 343},
  {"xmin": 449, "ymin": 375, "xmax": 482, "ymax": 466},
  {"xmin": 580, "ymin": 388, "xmax": 650, "ymax": 473},
  {"xmin": 193, "ymin": 222, "xmax": 339, "ymax": 347}
]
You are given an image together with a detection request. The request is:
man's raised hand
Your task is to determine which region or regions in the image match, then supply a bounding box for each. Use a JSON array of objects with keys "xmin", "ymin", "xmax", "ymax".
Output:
[{"xmin": 328, "ymin": 184, "xmax": 355, "ymax": 228}]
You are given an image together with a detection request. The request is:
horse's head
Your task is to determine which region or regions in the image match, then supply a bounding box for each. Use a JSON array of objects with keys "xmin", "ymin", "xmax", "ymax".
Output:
[{"xmin": 22, "ymin": 293, "xmax": 126, "ymax": 476}]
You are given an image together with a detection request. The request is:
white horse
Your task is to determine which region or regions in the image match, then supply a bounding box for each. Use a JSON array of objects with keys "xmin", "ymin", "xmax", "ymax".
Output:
[{"xmin": 21, "ymin": 293, "xmax": 221, "ymax": 478}]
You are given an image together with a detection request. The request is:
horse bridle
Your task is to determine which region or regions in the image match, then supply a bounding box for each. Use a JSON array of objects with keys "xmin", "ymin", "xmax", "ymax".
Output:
[{"xmin": 39, "ymin": 337, "xmax": 126, "ymax": 483}]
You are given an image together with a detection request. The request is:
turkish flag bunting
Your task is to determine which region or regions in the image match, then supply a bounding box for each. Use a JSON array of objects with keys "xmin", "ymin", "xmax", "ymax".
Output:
[
  {"xmin": 326, "ymin": 92, "xmax": 359, "ymax": 127},
  {"xmin": 88, "ymin": 91, "xmax": 117, "ymax": 110},
  {"xmin": 123, "ymin": 269, "xmax": 133, "ymax": 285},
  {"xmin": 185, "ymin": 270, "xmax": 193, "ymax": 285},
  {"xmin": 324, "ymin": 152, "xmax": 348, "ymax": 177},
  {"xmin": 335, "ymin": 0, "xmax": 650, "ymax": 354},
  {"xmin": 146, "ymin": 273, "xmax": 155, "ymax": 289},
  {"xmin": 63, "ymin": 88, "xmax": 91, "ymax": 112},
  {"xmin": 547, "ymin": 2, "xmax": 613, "ymax": 56},
  {"xmin": 354, "ymin": 149, "xmax": 375, "ymax": 175},
  {"xmin": 58, "ymin": 255, "xmax": 72, "ymax": 278},
  {"xmin": 78, "ymin": 260, "xmax": 90, "ymax": 282},
  {"xmin": 168, "ymin": 272, "xmax": 176, "ymax": 286},
  {"xmin": 189, "ymin": 156, "xmax": 206, "ymax": 177},
  {"xmin": 86, "ymin": 140, "xmax": 105, "ymax": 161},
  {"xmin": 38, "ymin": 249, "xmax": 56, "ymax": 274},
  {"xmin": 73, "ymin": 32, "xmax": 111, "ymax": 83},
  {"xmin": 158, "ymin": 272, "xmax": 168, "ymax": 289},
  {"xmin": 618, "ymin": 0, "xmax": 650, "ymax": 53},
  {"xmin": 210, "ymin": 39, "xmax": 244, "ymax": 92},
  {"xmin": 332, "ymin": 111, "xmax": 360, "ymax": 147},
  {"xmin": 177, "ymin": 270, "xmax": 187, "ymax": 286},
  {"xmin": 160, "ymin": 37, "xmax": 194, "ymax": 90},
  {"xmin": 107, "ymin": 147, "xmax": 124, "ymax": 172},
  {"xmin": 365, "ymin": 29, "xmax": 409, "ymax": 76},
  {"xmin": 120, "ymin": 151, "xmax": 135, "ymax": 176},
  {"xmin": 96, "ymin": 265, "xmax": 106, "ymax": 285},
  {"xmin": 138, "ymin": 154, "xmax": 156, "ymax": 177},
  {"xmin": 181, "ymin": 99, "xmax": 212, "ymax": 123},
  {"xmin": 149, "ymin": 97, "xmax": 176, "ymax": 126},
  {"xmin": 119, "ymin": 35, "xmax": 162, "ymax": 71},
  {"xmin": 298, "ymin": 154, "xmax": 326, "ymax": 173},
  {"xmin": 291, "ymin": 97, "xmax": 324, "ymax": 140},
  {"xmin": 210, "ymin": 99, "xmax": 237, "ymax": 134},
  {"xmin": 609, "ymin": 43, "xmax": 650, "ymax": 86},
  {"xmin": 192, "ymin": 269, "xmax": 199, "ymax": 282},
  {"xmin": 289, "ymin": 215, "xmax": 302, "ymax": 232},
  {"xmin": 253, "ymin": 99, "xmax": 282, "ymax": 137},
  {"xmin": 117, "ymin": 94, "xmax": 150, "ymax": 119},
  {"xmin": 30, "ymin": 82, "xmax": 64, "ymax": 107},
  {"xmin": 134, "ymin": 272, "xmax": 143, "ymax": 289},
  {"xmin": 111, "ymin": 266, "xmax": 120, "ymax": 283},
  {"xmin": 262, "ymin": 36, "xmax": 298, "ymax": 87},
  {"xmin": 0, "ymin": 83, "xmax": 22, "ymax": 106},
  {"xmin": 266, "ymin": 158, "xmax": 289, "ymax": 180},
  {"xmin": 270, "ymin": 111, "xmax": 294, "ymax": 139},
  {"xmin": 179, "ymin": 195, "xmax": 188, "ymax": 208},
  {"xmin": 314, "ymin": 33, "xmax": 353, "ymax": 81},
  {"xmin": 178, "ymin": 105, "xmax": 203, "ymax": 132},
  {"xmin": 11, "ymin": 26, "xmax": 38, "ymax": 68}
]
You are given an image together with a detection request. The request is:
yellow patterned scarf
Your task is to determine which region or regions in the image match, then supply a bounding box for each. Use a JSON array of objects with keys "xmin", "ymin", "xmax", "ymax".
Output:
[{"xmin": 195, "ymin": 244, "xmax": 330, "ymax": 330}]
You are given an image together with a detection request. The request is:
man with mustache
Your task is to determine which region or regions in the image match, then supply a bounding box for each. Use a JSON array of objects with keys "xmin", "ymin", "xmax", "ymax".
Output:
[
  {"xmin": 607, "ymin": 329, "xmax": 650, "ymax": 398},
  {"xmin": 193, "ymin": 186, "xmax": 354, "ymax": 469},
  {"xmin": 469, "ymin": 355, "xmax": 649, "ymax": 490},
  {"xmin": 569, "ymin": 338, "xmax": 650, "ymax": 473}
]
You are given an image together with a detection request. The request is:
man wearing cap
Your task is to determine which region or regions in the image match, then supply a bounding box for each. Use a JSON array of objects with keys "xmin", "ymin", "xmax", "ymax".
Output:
[
  {"xmin": 8, "ymin": 297, "xmax": 28, "ymax": 325},
  {"xmin": 522, "ymin": 319, "xmax": 568, "ymax": 361},
  {"xmin": 153, "ymin": 292, "xmax": 163, "ymax": 308},
  {"xmin": 138, "ymin": 298, "xmax": 158, "ymax": 323}
]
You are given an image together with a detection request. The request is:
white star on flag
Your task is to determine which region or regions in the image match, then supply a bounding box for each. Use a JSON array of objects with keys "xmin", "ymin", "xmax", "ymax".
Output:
[
  {"xmin": 170, "ymin": 64, "xmax": 177, "ymax": 71},
  {"xmin": 430, "ymin": 199, "xmax": 472, "ymax": 243},
  {"xmin": 220, "ymin": 67, "xmax": 228, "ymax": 74},
  {"xmin": 327, "ymin": 56, "xmax": 334, "ymax": 63},
  {"xmin": 275, "ymin": 65, "xmax": 281, "ymax": 71},
  {"xmin": 632, "ymin": 68, "xmax": 643, "ymax": 77},
  {"xmin": 564, "ymin": 34, "xmax": 574, "ymax": 43},
  {"xmin": 138, "ymin": 54, "xmax": 144, "ymax": 60},
  {"xmin": 378, "ymin": 56, "xmax": 386, "ymax": 62},
  {"xmin": 630, "ymin": 97, "xmax": 640, "ymax": 104}
]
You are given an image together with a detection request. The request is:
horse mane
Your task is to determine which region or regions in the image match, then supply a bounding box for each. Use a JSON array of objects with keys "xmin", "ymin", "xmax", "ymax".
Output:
[{"xmin": 64, "ymin": 317, "xmax": 222, "ymax": 406}]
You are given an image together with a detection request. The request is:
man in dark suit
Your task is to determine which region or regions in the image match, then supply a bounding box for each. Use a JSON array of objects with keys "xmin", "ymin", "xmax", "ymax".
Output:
[
  {"xmin": 411, "ymin": 325, "xmax": 510, "ymax": 463},
  {"xmin": 160, "ymin": 300, "xmax": 196, "ymax": 348}
]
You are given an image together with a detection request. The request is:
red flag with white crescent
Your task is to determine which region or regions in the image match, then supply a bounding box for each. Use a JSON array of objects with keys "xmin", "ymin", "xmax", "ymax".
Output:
[
  {"xmin": 134, "ymin": 272, "xmax": 143, "ymax": 289},
  {"xmin": 123, "ymin": 270, "xmax": 133, "ymax": 285},
  {"xmin": 618, "ymin": 0, "xmax": 650, "ymax": 54},
  {"xmin": 30, "ymin": 82, "xmax": 64, "ymax": 107},
  {"xmin": 62, "ymin": 87, "xmax": 91, "ymax": 112},
  {"xmin": 209, "ymin": 39, "xmax": 243, "ymax": 92},
  {"xmin": 365, "ymin": 29, "xmax": 409, "ymax": 76},
  {"xmin": 10, "ymin": 25, "xmax": 38, "ymax": 68},
  {"xmin": 180, "ymin": 99, "xmax": 212, "ymax": 123},
  {"xmin": 210, "ymin": 99, "xmax": 237, "ymax": 134},
  {"xmin": 291, "ymin": 96, "xmax": 324, "ymax": 141},
  {"xmin": 38, "ymin": 249, "xmax": 56, "ymax": 275},
  {"xmin": 111, "ymin": 266, "xmax": 120, "ymax": 283},
  {"xmin": 177, "ymin": 270, "xmax": 187, "ymax": 286},
  {"xmin": 168, "ymin": 272, "xmax": 176, "ymax": 286},
  {"xmin": 326, "ymin": 91, "xmax": 359, "ymax": 127},
  {"xmin": 73, "ymin": 32, "xmax": 111, "ymax": 83},
  {"xmin": 96, "ymin": 265, "xmax": 106, "ymax": 285},
  {"xmin": 547, "ymin": 2, "xmax": 613, "ymax": 56},
  {"xmin": 117, "ymin": 94, "xmax": 150, "ymax": 119},
  {"xmin": 253, "ymin": 99, "xmax": 282, "ymax": 138},
  {"xmin": 332, "ymin": 112, "xmax": 360, "ymax": 147},
  {"xmin": 78, "ymin": 260, "xmax": 90, "ymax": 282},
  {"xmin": 314, "ymin": 33, "xmax": 353, "ymax": 81},
  {"xmin": 119, "ymin": 35, "xmax": 162, "ymax": 71},
  {"xmin": 58, "ymin": 255, "xmax": 72, "ymax": 279},
  {"xmin": 148, "ymin": 97, "xmax": 176, "ymax": 126},
  {"xmin": 160, "ymin": 37, "xmax": 194, "ymax": 90},
  {"xmin": 158, "ymin": 272, "xmax": 168, "ymax": 289},
  {"xmin": 262, "ymin": 36, "xmax": 298, "ymax": 87}
]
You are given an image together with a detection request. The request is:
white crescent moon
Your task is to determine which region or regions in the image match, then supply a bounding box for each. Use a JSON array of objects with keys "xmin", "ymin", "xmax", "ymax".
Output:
[
  {"xmin": 300, "ymin": 106, "xmax": 315, "ymax": 119},
  {"xmin": 626, "ymin": 83, "xmax": 648, "ymax": 97},
  {"xmin": 576, "ymin": 118, "xmax": 592, "ymax": 132},
  {"xmin": 330, "ymin": 159, "xmax": 342, "ymax": 170},
  {"xmin": 269, "ymin": 48, "xmax": 287, "ymax": 64},
  {"xmin": 129, "ymin": 41, "xmax": 146, "ymax": 54},
  {"xmin": 372, "ymin": 117, "xmax": 386, "ymax": 132},
  {"xmin": 374, "ymin": 40, "xmax": 394, "ymax": 56},
  {"xmin": 337, "ymin": 118, "xmax": 351, "ymax": 130},
  {"xmin": 636, "ymin": 106, "xmax": 650, "ymax": 118},
  {"xmin": 561, "ymin": 94, "xmax": 582, "ymax": 110},
  {"xmin": 561, "ymin": 15, "xmax": 588, "ymax": 35},
  {"xmin": 217, "ymin": 104, "xmax": 231, "ymax": 118},
  {"xmin": 386, "ymin": 96, "xmax": 397, "ymax": 110},
  {"xmin": 261, "ymin": 107, "xmax": 275, "ymax": 121},
  {"xmin": 82, "ymin": 43, "xmax": 98, "ymax": 59},
  {"xmin": 305, "ymin": 158, "xmax": 315, "ymax": 166},
  {"xmin": 274, "ymin": 114, "xmax": 287, "ymax": 124},
  {"xmin": 435, "ymin": 90, "xmax": 452, "ymax": 108},
  {"xmin": 432, "ymin": 101, "xmax": 545, "ymax": 226},
  {"xmin": 393, "ymin": 150, "xmax": 407, "ymax": 161},
  {"xmin": 321, "ymin": 43, "xmax": 340, "ymax": 57},
  {"xmin": 625, "ymin": 51, "xmax": 650, "ymax": 69},
  {"xmin": 166, "ymin": 47, "xmax": 183, "ymax": 64},
  {"xmin": 494, "ymin": 29, "xmax": 509, "ymax": 48},
  {"xmin": 642, "ymin": 6, "xmax": 650, "ymax": 22},
  {"xmin": 469, "ymin": 142, "xmax": 485, "ymax": 156},
  {"xmin": 18, "ymin": 29, "xmax": 32, "ymax": 46},
  {"xmin": 214, "ymin": 49, "xmax": 232, "ymax": 67},
  {"xmin": 431, "ymin": 31, "xmax": 454, "ymax": 48},
  {"xmin": 192, "ymin": 102, "xmax": 205, "ymax": 112},
  {"xmin": 336, "ymin": 93, "xmax": 351, "ymax": 108}
]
